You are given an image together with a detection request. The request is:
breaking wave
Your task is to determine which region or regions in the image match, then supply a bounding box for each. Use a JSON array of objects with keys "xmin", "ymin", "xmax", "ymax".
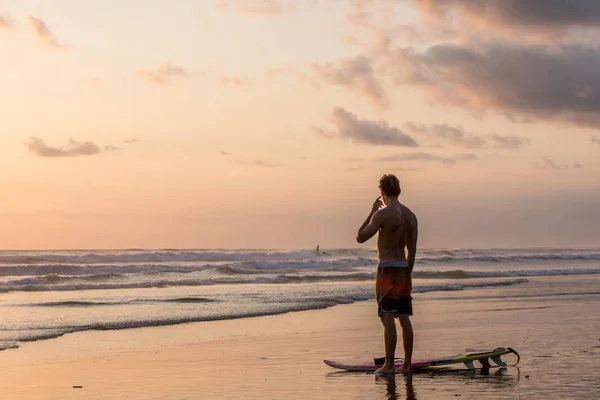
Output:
[{"xmin": 1, "ymin": 248, "xmax": 600, "ymax": 266}]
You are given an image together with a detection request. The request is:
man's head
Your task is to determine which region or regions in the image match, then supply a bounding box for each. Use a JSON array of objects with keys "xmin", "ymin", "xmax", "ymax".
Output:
[{"xmin": 379, "ymin": 174, "xmax": 401, "ymax": 203}]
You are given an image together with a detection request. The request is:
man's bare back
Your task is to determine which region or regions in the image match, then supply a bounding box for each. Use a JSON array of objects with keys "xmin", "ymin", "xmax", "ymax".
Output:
[
  {"xmin": 357, "ymin": 200, "xmax": 418, "ymax": 273},
  {"xmin": 375, "ymin": 203, "xmax": 417, "ymax": 266}
]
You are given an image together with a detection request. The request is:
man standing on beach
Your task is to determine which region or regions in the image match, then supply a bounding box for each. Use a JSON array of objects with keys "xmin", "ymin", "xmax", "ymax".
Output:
[{"xmin": 356, "ymin": 174, "xmax": 418, "ymax": 374}]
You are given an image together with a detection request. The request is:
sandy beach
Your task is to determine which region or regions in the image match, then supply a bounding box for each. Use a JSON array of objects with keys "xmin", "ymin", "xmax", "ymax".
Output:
[{"xmin": 1, "ymin": 275, "xmax": 599, "ymax": 400}]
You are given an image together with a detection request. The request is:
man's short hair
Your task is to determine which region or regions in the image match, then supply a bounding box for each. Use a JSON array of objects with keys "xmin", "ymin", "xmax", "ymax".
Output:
[{"xmin": 379, "ymin": 174, "xmax": 401, "ymax": 197}]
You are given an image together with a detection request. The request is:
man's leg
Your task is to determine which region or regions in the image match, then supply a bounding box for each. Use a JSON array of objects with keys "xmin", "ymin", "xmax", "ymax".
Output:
[
  {"xmin": 398, "ymin": 315, "xmax": 413, "ymax": 372},
  {"xmin": 375, "ymin": 311, "xmax": 397, "ymax": 374}
]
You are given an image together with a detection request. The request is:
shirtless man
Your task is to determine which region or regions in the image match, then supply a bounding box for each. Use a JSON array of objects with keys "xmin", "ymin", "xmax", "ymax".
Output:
[{"xmin": 356, "ymin": 174, "xmax": 418, "ymax": 374}]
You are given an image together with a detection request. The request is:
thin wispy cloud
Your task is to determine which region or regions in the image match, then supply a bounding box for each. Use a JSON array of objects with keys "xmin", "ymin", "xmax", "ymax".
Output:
[
  {"xmin": 26, "ymin": 137, "xmax": 118, "ymax": 158},
  {"xmin": 265, "ymin": 67, "xmax": 288, "ymax": 79},
  {"xmin": 140, "ymin": 71, "xmax": 170, "ymax": 86},
  {"xmin": 28, "ymin": 16, "xmax": 60, "ymax": 48},
  {"xmin": 312, "ymin": 56, "xmax": 388, "ymax": 108},
  {"xmin": 218, "ymin": 0, "xmax": 290, "ymax": 16},
  {"xmin": 591, "ymin": 137, "xmax": 600, "ymax": 144},
  {"xmin": 221, "ymin": 76, "xmax": 248, "ymax": 87},
  {"xmin": 0, "ymin": 14, "xmax": 15, "ymax": 29},
  {"xmin": 404, "ymin": 123, "xmax": 529, "ymax": 150},
  {"xmin": 316, "ymin": 107, "xmax": 418, "ymax": 147},
  {"xmin": 158, "ymin": 63, "xmax": 187, "ymax": 77},
  {"xmin": 347, "ymin": 165, "xmax": 365, "ymax": 171},
  {"xmin": 533, "ymin": 157, "xmax": 583, "ymax": 170},
  {"xmin": 124, "ymin": 138, "xmax": 140, "ymax": 144},
  {"xmin": 103, "ymin": 145, "xmax": 121, "ymax": 152},
  {"xmin": 488, "ymin": 134, "xmax": 530, "ymax": 150},
  {"xmin": 404, "ymin": 123, "xmax": 486, "ymax": 149},
  {"xmin": 221, "ymin": 151, "xmax": 232, "ymax": 156},
  {"xmin": 140, "ymin": 62, "xmax": 187, "ymax": 86},
  {"xmin": 377, "ymin": 152, "xmax": 479, "ymax": 167},
  {"xmin": 234, "ymin": 159, "xmax": 281, "ymax": 167}
]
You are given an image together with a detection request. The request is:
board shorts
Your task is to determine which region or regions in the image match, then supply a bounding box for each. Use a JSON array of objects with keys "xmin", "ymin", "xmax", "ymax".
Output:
[{"xmin": 376, "ymin": 261, "xmax": 413, "ymax": 317}]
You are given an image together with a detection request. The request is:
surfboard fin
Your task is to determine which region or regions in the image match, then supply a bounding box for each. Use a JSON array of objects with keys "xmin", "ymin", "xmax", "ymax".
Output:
[
  {"xmin": 479, "ymin": 358, "xmax": 492, "ymax": 368},
  {"xmin": 491, "ymin": 356, "xmax": 507, "ymax": 367}
]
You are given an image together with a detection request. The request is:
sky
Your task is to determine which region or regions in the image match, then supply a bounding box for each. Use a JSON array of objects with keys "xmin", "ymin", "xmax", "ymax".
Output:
[{"xmin": 1, "ymin": 0, "xmax": 600, "ymax": 250}]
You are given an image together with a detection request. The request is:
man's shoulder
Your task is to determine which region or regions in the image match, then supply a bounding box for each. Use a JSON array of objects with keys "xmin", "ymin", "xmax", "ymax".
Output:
[{"xmin": 399, "ymin": 203, "xmax": 416, "ymax": 217}]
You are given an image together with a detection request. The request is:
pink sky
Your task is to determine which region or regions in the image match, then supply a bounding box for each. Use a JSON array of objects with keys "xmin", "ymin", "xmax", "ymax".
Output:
[{"xmin": 1, "ymin": 0, "xmax": 600, "ymax": 249}]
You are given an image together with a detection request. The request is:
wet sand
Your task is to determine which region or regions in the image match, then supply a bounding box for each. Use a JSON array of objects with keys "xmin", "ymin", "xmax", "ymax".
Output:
[{"xmin": 1, "ymin": 276, "xmax": 599, "ymax": 399}]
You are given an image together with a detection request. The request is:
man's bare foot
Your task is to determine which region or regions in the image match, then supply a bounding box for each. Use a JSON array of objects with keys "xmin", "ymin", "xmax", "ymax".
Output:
[
  {"xmin": 375, "ymin": 365, "xmax": 395, "ymax": 375},
  {"xmin": 401, "ymin": 361, "xmax": 412, "ymax": 373}
]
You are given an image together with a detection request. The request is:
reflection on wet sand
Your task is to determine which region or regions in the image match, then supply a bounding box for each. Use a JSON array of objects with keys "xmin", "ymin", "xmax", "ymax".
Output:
[
  {"xmin": 371, "ymin": 367, "xmax": 519, "ymax": 399},
  {"xmin": 375, "ymin": 374, "xmax": 417, "ymax": 400}
]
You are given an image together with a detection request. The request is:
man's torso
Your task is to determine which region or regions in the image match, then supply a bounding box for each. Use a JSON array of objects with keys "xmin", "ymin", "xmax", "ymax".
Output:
[{"xmin": 376, "ymin": 202, "xmax": 416, "ymax": 264}]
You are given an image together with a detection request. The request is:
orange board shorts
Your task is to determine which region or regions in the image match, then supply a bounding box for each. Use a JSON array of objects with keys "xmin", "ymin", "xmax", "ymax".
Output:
[{"xmin": 376, "ymin": 262, "xmax": 413, "ymax": 317}]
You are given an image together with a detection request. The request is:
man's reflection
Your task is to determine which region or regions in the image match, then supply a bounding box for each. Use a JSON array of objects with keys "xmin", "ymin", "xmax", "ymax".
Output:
[{"xmin": 375, "ymin": 373, "xmax": 417, "ymax": 400}]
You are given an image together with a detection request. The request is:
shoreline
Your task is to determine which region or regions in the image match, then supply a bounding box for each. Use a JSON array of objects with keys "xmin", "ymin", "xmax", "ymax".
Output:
[
  {"xmin": 0, "ymin": 275, "xmax": 532, "ymax": 353},
  {"xmin": 1, "ymin": 283, "xmax": 599, "ymax": 399}
]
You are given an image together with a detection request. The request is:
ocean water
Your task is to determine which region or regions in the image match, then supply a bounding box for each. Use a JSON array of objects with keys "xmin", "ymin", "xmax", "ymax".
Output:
[{"xmin": 1, "ymin": 247, "xmax": 599, "ymax": 352}]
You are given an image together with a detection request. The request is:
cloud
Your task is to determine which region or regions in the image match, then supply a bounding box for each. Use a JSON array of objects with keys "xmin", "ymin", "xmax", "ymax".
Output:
[
  {"xmin": 404, "ymin": 0, "xmax": 600, "ymax": 38},
  {"xmin": 404, "ymin": 123, "xmax": 529, "ymax": 149},
  {"xmin": 591, "ymin": 137, "xmax": 600, "ymax": 144},
  {"xmin": 221, "ymin": 151, "xmax": 232, "ymax": 156},
  {"xmin": 218, "ymin": 0, "xmax": 290, "ymax": 15},
  {"xmin": 312, "ymin": 55, "xmax": 388, "ymax": 108},
  {"xmin": 124, "ymin": 138, "xmax": 140, "ymax": 144},
  {"xmin": 140, "ymin": 63, "xmax": 187, "ymax": 86},
  {"xmin": 221, "ymin": 76, "xmax": 248, "ymax": 87},
  {"xmin": 0, "ymin": 14, "xmax": 15, "ymax": 29},
  {"xmin": 378, "ymin": 42, "xmax": 600, "ymax": 130},
  {"xmin": 28, "ymin": 16, "xmax": 60, "ymax": 48},
  {"xmin": 487, "ymin": 134, "xmax": 530, "ymax": 149},
  {"xmin": 533, "ymin": 157, "xmax": 583, "ymax": 170},
  {"xmin": 158, "ymin": 63, "xmax": 187, "ymax": 77},
  {"xmin": 234, "ymin": 159, "xmax": 282, "ymax": 167},
  {"xmin": 316, "ymin": 107, "xmax": 418, "ymax": 147},
  {"xmin": 26, "ymin": 137, "xmax": 114, "ymax": 158},
  {"xmin": 377, "ymin": 152, "xmax": 479, "ymax": 166},
  {"xmin": 347, "ymin": 165, "xmax": 365, "ymax": 171},
  {"xmin": 404, "ymin": 123, "xmax": 485, "ymax": 148},
  {"xmin": 140, "ymin": 71, "xmax": 170, "ymax": 86},
  {"xmin": 103, "ymin": 145, "xmax": 121, "ymax": 152}
]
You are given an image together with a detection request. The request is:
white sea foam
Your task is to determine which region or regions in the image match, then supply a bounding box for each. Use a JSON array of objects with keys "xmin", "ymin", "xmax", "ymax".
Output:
[{"xmin": 1, "ymin": 248, "xmax": 600, "ymax": 266}]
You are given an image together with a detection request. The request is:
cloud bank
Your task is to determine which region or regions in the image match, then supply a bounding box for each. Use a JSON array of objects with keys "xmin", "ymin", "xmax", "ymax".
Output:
[{"xmin": 404, "ymin": 0, "xmax": 600, "ymax": 37}]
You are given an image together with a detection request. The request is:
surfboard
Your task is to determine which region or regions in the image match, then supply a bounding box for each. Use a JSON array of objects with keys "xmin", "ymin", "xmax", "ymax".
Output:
[{"xmin": 323, "ymin": 347, "xmax": 520, "ymax": 372}]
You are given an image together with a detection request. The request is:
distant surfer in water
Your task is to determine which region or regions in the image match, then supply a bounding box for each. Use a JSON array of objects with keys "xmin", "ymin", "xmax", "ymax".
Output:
[{"xmin": 356, "ymin": 174, "xmax": 418, "ymax": 374}]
